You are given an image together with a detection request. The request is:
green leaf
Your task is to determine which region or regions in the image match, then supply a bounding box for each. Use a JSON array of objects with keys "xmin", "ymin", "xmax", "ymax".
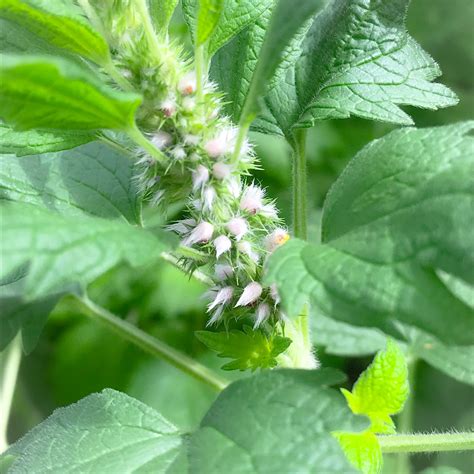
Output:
[
  {"xmin": 335, "ymin": 432, "xmax": 382, "ymax": 474},
  {"xmin": 0, "ymin": 55, "xmax": 141, "ymax": 131},
  {"xmin": 237, "ymin": 0, "xmax": 329, "ymax": 125},
  {"xmin": 247, "ymin": 0, "xmax": 458, "ymax": 136},
  {"xmin": 0, "ymin": 122, "xmax": 94, "ymax": 156},
  {"xmin": 342, "ymin": 340, "xmax": 409, "ymax": 434},
  {"xmin": 0, "ymin": 269, "xmax": 64, "ymax": 352},
  {"xmin": 0, "ymin": 0, "xmax": 110, "ymax": 64},
  {"xmin": 182, "ymin": 0, "xmax": 273, "ymax": 56},
  {"xmin": 0, "ymin": 142, "xmax": 142, "ymax": 223},
  {"xmin": 195, "ymin": 326, "xmax": 291, "ymax": 370},
  {"xmin": 150, "ymin": 0, "xmax": 179, "ymax": 32},
  {"xmin": 6, "ymin": 389, "xmax": 186, "ymax": 473},
  {"xmin": 265, "ymin": 240, "xmax": 474, "ymax": 346},
  {"xmin": 322, "ymin": 122, "xmax": 474, "ymax": 284},
  {"xmin": 196, "ymin": 0, "xmax": 224, "ymax": 46},
  {"xmin": 189, "ymin": 369, "xmax": 368, "ymax": 473}
]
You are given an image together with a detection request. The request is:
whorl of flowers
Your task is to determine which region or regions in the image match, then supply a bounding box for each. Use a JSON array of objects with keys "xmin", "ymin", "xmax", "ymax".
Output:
[{"xmin": 99, "ymin": 5, "xmax": 292, "ymax": 331}]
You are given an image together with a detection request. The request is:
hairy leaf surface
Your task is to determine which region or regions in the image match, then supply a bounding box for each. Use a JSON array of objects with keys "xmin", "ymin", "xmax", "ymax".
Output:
[{"xmin": 0, "ymin": 55, "xmax": 141, "ymax": 131}]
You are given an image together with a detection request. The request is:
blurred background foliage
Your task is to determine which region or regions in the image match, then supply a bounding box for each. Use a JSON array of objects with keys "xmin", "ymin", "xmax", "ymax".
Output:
[{"xmin": 9, "ymin": 1, "xmax": 473, "ymax": 472}]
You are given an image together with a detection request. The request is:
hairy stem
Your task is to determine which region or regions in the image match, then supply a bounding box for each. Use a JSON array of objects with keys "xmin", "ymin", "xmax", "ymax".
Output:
[
  {"xmin": 0, "ymin": 335, "xmax": 22, "ymax": 453},
  {"xmin": 292, "ymin": 129, "xmax": 308, "ymax": 241},
  {"xmin": 127, "ymin": 124, "xmax": 167, "ymax": 163},
  {"xmin": 76, "ymin": 295, "xmax": 229, "ymax": 392},
  {"xmin": 396, "ymin": 356, "xmax": 418, "ymax": 473},
  {"xmin": 378, "ymin": 432, "xmax": 474, "ymax": 454},
  {"xmin": 161, "ymin": 251, "xmax": 214, "ymax": 286},
  {"xmin": 231, "ymin": 117, "xmax": 252, "ymax": 163},
  {"xmin": 195, "ymin": 44, "xmax": 205, "ymax": 102},
  {"xmin": 135, "ymin": 0, "xmax": 162, "ymax": 60}
]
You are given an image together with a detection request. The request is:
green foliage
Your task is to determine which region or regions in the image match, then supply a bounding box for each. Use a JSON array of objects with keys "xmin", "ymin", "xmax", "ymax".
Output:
[
  {"xmin": 0, "ymin": 55, "xmax": 141, "ymax": 131},
  {"xmin": 0, "ymin": 123, "xmax": 94, "ymax": 156},
  {"xmin": 214, "ymin": 0, "xmax": 458, "ymax": 135},
  {"xmin": 5, "ymin": 389, "xmax": 186, "ymax": 473},
  {"xmin": 342, "ymin": 340, "xmax": 409, "ymax": 434},
  {"xmin": 336, "ymin": 432, "xmax": 382, "ymax": 474},
  {"xmin": 150, "ymin": 0, "xmax": 179, "ymax": 32},
  {"xmin": 0, "ymin": 0, "xmax": 110, "ymax": 64},
  {"xmin": 196, "ymin": 326, "xmax": 291, "ymax": 370},
  {"xmin": 196, "ymin": 0, "xmax": 224, "ymax": 46},
  {"xmin": 265, "ymin": 124, "xmax": 474, "ymax": 346}
]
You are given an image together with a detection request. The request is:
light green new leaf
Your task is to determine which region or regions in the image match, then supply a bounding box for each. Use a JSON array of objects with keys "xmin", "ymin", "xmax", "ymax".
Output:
[
  {"xmin": 190, "ymin": 369, "xmax": 368, "ymax": 473},
  {"xmin": 0, "ymin": 55, "xmax": 142, "ymax": 131},
  {"xmin": 196, "ymin": 326, "xmax": 291, "ymax": 370},
  {"xmin": 5, "ymin": 389, "xmax": 186, "ymax": 473},
  {"xmin": 335, "ymin": 432, "xmax": 382, "ymax": 474},
  {"xmin": 196, "ymin": 0, "xmax": 224, "ymax": 46},
  {"xmin": 0, "ymin": 0, "xmax": 110, "ymax": 64},
  {"xmin": 0, "ymin": 122, "xmax": 94, "ymax": 156},
  {"xmin": 0, "ymin": 202, "xmax": 169, "ymax": 299},
  {"xmin": 0, "ymin": 142, "xmax": 141, "ymax": 223},
  {"xmin": 182, "ymin": 0, "xmax": 273, "ymax": 56},
  {"xmin": 218, "ymin": 0, "xmax": 458, "ymax": 136},
  {"xmin": 342, "ymin": 340, "xmax": 408, "ymax": 434},
  {"xmin": 150, "ymin": 0, "xmax": 179, "ymax": 32},
  {"xmin": 322, "ymin": 123, "xmax": 474, "ymax": 284}
]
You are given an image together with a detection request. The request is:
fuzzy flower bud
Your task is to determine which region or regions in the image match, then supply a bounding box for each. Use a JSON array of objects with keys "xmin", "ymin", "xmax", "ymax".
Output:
[
  {"xmin": 204, "ymin": 137, "xmax": 226, "ymax": 159},
  {"xmin": 150, "ymin": 131, "xmax": 172, "ymax": 149},
  {"xmin": 202, "ymin": 186, "xmax": 216, "ymax": 212},
  {"xmin": 171, "ymin": 146, "xmax": 186, "ymax": 160},
  {"xmin": 208, "ymin": 286, "xmax": 234, "ymax": 311},
  {"xmin": 178, "ymin": 72, "xmax": 196, "ymax": 95},
  {"xmin": 160, "ymin": 98, "xmax": 176, "ymax": 117},
  {"xmin": 240, "ymin": 184, "xmax": 264, "ymax": 214},
  {"xmin": 184, "ymin": 134, "xmax": 200, "ymax": 146},
  {"xmin": 227, "ymin": 177, "xmax": 241, "ymax": 198},
  {"xmin": 182, "ymin": 222, "xmax": 214, "ymax": 246},
  {"xmin": 214, "ymin": 264, "xmax": 233, "ymax": 281},
  {"xmin": 192, "ymin": 165, "xmax": 209, "ymax": 191},
  {"xmin": 235, "ymin": 282, "xmax": 262, "ymax": 307},
  {"xmin": 227, "ymin": 217, "xmax": 248, "ymax": 241},
  {"xmin": 254, "ymin": 302, "xmax": 271, "ymax": 328},
  {"xmin": 213, "ymin": 235, "xmax": 232, "ymax": 258},
  {"xmin": 237, "ymin": 241, "xmax": 260, "ymax": 263},
  {"xmin": 213, "ymin": 162, "xmax": 232, "ymax": 180},
  {"xmin": 265, "ymin": 228, "xmax": 290, "ymax": 252}
]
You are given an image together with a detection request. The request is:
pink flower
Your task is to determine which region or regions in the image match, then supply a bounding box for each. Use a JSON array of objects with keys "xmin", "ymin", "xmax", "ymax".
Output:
[
  {"xmin": 212, "ymin": 162, "xmax": 232, "ymax": 180},
  {"xmin": 213, "ymin": 235, "xmax": 232, "ymax": 258},
  {"xmin": 235, "ymin": 282, "xmax": 262, "ymax": 307},
  {"xmin": 204, "ymin": 137, "xmax": 226, "ymax": 158},
  {"xmin": 227, "ymin": 217, "xmax": 248, "ymax": 241},
  {"xmin": 204, "ymin": 127, "xmax": 238, "ymax": 158},
  {"xmin": 178, "ymin": 72, "xmax": 196, "ymax": 95},
  {"xmin": 192, "ymin": 165, "xmax": 209, "ymax": 191},
  {"xmin": 265, "ymin": 228, "xmax": 290, "ymax": 252},
  {"xmin": 182, "ymin": 222, "xmax": 214, "ymax": 246},
  {"xmin": 214, "ymin": 264, "xmax": 233, "ymax": 281},
  {"xmin": 240, "ymin": 184, "xmax": 264, "ymax": 214},
  {"xmin": 160, "ymin": 98, "xmax": 176, "ymax": 117},
  {"xmin": 150, "ymin": 131, "xmax": 172, "ymax": 149},
  {"xmin": 171, "ymin": 146, "xmax": 186, "ymax": 160},
  {"xmin": 208, "ymin": 286, "xmax": 234, "ymax": 311},
  {"xmin": 254, "ymin": 302, "xmax": 271, "ymax": 328}
]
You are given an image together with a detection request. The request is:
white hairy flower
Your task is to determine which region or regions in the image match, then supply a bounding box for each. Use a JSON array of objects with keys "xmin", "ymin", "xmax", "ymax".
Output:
[
  {"xmin": 184, "ymin": 134, "xmax": 200, "ymax": 146},
  {"xmin": 204, "ymin": 126, "xmax": 239, "ymax": 158},
  {"xmin": 227, "ymin": 177, "xmax": 241, "ymax": 198},
  {"xmin": 254, "ymin": 302, "xmax": 271, "ymax": 328},
  {"xmin": 192, "ymin": 165, "xmax": 209, "ymax": 191},
  {"xmin": 235, "ymin": 282, "xmax": 262, "ymax": 307},
  {"xmin": 237, "ymin": 241, "xmax": 260, "ymax": 263},
  {"xmin": 150, "ymin": 131, "xmax": 172, "ymax": 149},
  {"xmin": 265, "ymin": 228, "xmax": 290, "ymax": 252},
  {"xmin": 213, "ymin": 162, "xmax": 232, "ymax": 180},
  {"xmin": 171, "ymin": 146, "xmax": 186, "ymax": 160},
  {"xmin": 208, "ymin": 286, "xmax": 234, "ymax": 311},
  {"xmin": 213, "ymin": 235, "xmax": 232, "ymax": 258},
  {"xmin": 202, "ymin": 186, "xmax": 216, "ymax": 212},
  {"xmin": 204, "ymin": 137, "xmax": 226, "ymax": 158},
  {"xmin": 214, "ymin": 264, "xmax": 233, "ymax": 281},
  {"xmin": 227, "ymin": 217, "xmax": 248, "ymax": 241},
  {"xmin": 182, "ymin": 222, "xmax": 214, "ymax": 246},
  {"xmin": 178, "ymin": 72, "xmax": 196, "ymax": 95},
  {"xmin": 240, "ymin": 184, "xmax": 264, "ymax": 214},
  {"xmin": 160, "ymin": 98, "xmax": 176, "ymax": 117},
  {"xmin": 261, "ymin": 203, "xmax": 278, "ymax": 219}
]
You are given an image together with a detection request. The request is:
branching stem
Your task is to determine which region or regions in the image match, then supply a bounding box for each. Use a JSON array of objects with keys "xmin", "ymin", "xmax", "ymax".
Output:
[
  {"xmin": 378, "ymin": 432, "xmax": 474, "ymax": 454},
  {"xmin": 75, "ymin": 295, "xmax": 229, "ymax": 392}
]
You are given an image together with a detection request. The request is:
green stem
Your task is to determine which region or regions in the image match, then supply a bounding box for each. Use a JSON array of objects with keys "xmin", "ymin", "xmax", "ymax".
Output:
[
  {"xmin": 136, "ymin": 0, "xmax": 162, "ymax": 60},
  {"xmin": 0, "ymin": 334, "xmax": 22, "ymax": 453},
  {"xmin": 161, "ymin": 251, "xmax": 214, "ymax": 286},
  {"xmin": 231, "ymin": 117, "xmax": 252, "ymax": 164},
  {"xmin": 378, "ymin": 432, "xmax": 474, "ymax": 454},
  {"xmin": 292, "ymin": 129, "xmax": 308, "ymax": 240},
  {"xmin": 127, "ymin": 124, "xmax": 167, "ymax": 164},
  {"xmin": 396, "ymin": 357, "xmax": 418, "ymax": 473},
  {"xmin": 102, "ymin": 60, "xmax": 135, "ymax": 92},
  {"xmin": 75, "ymin": 295, "xmax": 229, "ymax": 392},
  {"xmin": 195, "ymin": 44, "xmax": 205, "ymax": 102}
]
